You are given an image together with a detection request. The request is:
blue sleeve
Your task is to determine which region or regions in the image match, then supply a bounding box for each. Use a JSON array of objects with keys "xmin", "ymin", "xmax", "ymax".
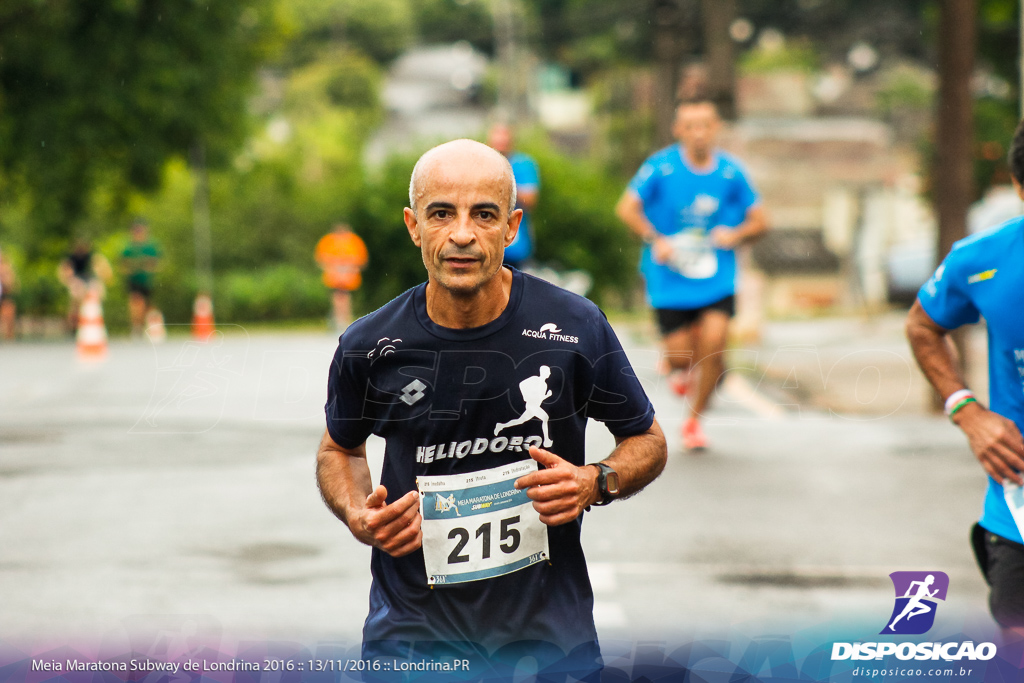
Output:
[
  {"xmin": 586, "ymin": 311, "xmax": 655, "ymax": 436},
  {"xmin": 627, "ymin": 159, "xmax": 660, "ymax": 206},
  {"xmin": 324, "ymin": 337, "xmax": 376, "ymax": 449},
  {"xmin": 917, "ymin": 248, "xmax": 981, "ymax": 330},
  {"xmin": 731, "ymin": 164, "xmax": 759, "ymax": 214},
  {"xmin": 514, "ymin": 156, "xmax": 539, "ymax": 190}
]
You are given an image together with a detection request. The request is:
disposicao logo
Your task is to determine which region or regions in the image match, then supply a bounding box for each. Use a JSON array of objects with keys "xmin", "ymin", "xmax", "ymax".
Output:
[
  {"xmin": 882, "ymin": 571, "xmax": 948, "ymax": 635},
  {"xmin": 830, "ymin": 570, "xmax": 997, "ymax": 663}
]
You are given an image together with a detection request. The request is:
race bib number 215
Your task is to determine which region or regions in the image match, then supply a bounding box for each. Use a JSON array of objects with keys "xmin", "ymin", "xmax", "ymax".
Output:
[{"xmin": 417, "ymin": 460, "xmax": 550, "ymax": 586}]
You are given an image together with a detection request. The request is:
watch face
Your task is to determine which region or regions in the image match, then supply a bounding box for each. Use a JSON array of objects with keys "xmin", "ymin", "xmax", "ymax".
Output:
[{"xmin": 605, "ymin": 471, "xmax": 620, "ymax": 496}]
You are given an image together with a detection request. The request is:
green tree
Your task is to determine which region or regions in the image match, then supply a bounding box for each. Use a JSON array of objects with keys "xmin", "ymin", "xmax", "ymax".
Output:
[
  {"xmin": 125, "ymin": 46, "xmax": 382, "ymax": 326},
  {"xmin": 284, "ymin": 0, "xmax": 414, "ymax": 66},
  {"xmin": 0, "ymin": 0, "xmax": 284, "ymax": 250},
  {"xmin": 526, "ymin": 0, "xmax": 654, "ymax": 76},
  {"xmin": 413, "ymin": 0, "xmax": 495, "ymax": 54},
  {"xmin": 526, "ymin": 143, "xmax": 639, "ymax": 307}
]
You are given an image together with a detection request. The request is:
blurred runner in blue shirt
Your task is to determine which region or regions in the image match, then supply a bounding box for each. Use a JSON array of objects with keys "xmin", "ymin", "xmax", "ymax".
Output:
[
  {"xmin": 907, "ymin": 119, "xmax": 1024, "ymax": 637},
  {"xmin": 616, "ymin": 97, "xmax": 767, "ymax": 451},
  {"xmin": 489, "ymin": 124, "xmax": 540, "ymax": 268}
]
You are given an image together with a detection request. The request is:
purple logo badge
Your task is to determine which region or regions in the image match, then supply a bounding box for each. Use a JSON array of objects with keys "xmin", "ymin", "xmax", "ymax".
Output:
[{"xmin": 881, "ymin": 571, "xmax": 949, "ymax": 635}]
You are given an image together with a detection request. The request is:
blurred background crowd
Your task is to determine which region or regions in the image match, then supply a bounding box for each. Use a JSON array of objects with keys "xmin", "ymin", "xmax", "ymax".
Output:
[{"xmin": 0, "ymin": 0, "xmax": 1017, "ymax": 337}]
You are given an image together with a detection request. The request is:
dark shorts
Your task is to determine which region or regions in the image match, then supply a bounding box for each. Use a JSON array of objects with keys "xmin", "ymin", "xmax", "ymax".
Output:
[
  {"xmin": 654, "ymin": 295, "xmax": 736, "ymax": 336},
  {"xmin": 128, "ymin": 281, "xmax": 153, "ymax": 298},
  {"xmin": 971, "ymin": 523, "xmax": 1024, "ymax": 628}
]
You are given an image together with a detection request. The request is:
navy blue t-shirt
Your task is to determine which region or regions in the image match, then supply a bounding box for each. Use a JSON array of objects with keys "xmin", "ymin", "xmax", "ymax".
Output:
[{"xmin": 325, "ymin": 268, "xmax": 655, "ymax": 658}]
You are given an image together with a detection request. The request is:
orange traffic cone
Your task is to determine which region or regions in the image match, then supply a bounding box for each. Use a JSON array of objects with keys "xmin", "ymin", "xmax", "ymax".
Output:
[
  {"xmin": 76, "ymin": 290, "xmax": 108, "ymax": 361},
  {"xmin": 192, "ymin": 294, "xmax": 215, "ymax": 341}
]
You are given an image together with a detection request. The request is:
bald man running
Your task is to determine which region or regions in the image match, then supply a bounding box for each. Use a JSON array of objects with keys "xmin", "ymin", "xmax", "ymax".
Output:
[{"xmin": 316, "ymin": 139, "xmax": 666, "ymax": 679}]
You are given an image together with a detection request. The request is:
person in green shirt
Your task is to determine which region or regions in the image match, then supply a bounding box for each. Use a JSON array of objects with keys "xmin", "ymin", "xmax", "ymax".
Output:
[{"xmin": 121, "ymin": 219, "xmax": 162, "ymax": 337}]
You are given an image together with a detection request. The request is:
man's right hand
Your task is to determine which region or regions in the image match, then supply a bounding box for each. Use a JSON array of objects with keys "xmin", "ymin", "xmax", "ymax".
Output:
[
  {"xmin": 953, "ymin": 402, "xmax": 1024, "ymax": 485},
  {"xmin": 349, "ymin": 485, "xmax": 423, "ymax": 557},
  {"xmin": 652, "ymin": 236, "xmax": 673, "ymax": 264}
]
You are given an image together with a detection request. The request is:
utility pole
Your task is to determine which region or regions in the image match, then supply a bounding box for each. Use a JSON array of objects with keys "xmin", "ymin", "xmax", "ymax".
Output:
[
  {"xmin": 933, "ymin": 0, "xmax": 976, "ymax": 378},
  {"xmin": 190, "ymin": 143, "xmax": 214, "ymax": 298},
  {"xmin": 190, "ymin": 142, "xmax": 216, "ymax": 340},
  {"xmin": 934, "ymin": 0, "xmax": 975, "ymax": 263},
  {"xmin": 653, "ymin": 0, "xmax": 683, "ymax": 146},
  {"xmin": 493, "ymin": 0, "xmax": 524, "ymax": 122},
  {"xmin": 701, "ymin": 0, "xmax": 737, "ymax": 120}
]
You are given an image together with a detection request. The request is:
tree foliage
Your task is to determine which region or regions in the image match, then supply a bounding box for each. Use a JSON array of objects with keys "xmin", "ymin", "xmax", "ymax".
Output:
[
  {"xmin": 413, "ymin": 0, "xmax": 495, "ymax": 55},
  {"xmin": 525, "ymin": 0, "xmax": 654, "ymax": 78},
  {"xmin": 0, "ymin": 0, "xmax": 284, "ymax": 247},
  {"xmin": 284, "ymin": 0, "xmax": 414, "ymax": 65}
]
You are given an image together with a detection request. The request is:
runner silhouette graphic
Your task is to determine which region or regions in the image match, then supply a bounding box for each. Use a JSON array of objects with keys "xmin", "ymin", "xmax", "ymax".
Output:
[{"xmin": 495, "ymin": 366, "xmax": 554, "ymax": 447}]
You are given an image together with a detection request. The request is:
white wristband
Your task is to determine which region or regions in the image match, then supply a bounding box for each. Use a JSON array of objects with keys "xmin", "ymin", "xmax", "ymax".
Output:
[{"xmin": 944, "ymin": 389, "xmax": 975, "ymax": 415}]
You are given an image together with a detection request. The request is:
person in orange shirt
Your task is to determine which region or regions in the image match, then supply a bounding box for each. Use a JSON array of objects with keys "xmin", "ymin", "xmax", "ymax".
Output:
[{"xmin": 315, "ymin": 223, "xmax": 368, "ymax": 331}]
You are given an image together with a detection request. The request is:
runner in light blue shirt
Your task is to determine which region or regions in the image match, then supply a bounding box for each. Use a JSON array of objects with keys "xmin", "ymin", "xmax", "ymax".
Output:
[
  {"xmin": 616, "ymin": 98, "xmax": 767, "ymax": 451},
  {"xmin": 907, "ymin": 119, "xmax": 1024, "ymax": 634},
  {"xmin": 489, "ymin": 124, "xmax": 540, "ymax": 267}
]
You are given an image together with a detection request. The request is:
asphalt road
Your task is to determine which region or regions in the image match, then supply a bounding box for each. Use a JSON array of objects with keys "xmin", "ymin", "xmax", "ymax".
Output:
[{"xmin": 0, "ymin": 323, "xmax": 998, "ymax": 654}]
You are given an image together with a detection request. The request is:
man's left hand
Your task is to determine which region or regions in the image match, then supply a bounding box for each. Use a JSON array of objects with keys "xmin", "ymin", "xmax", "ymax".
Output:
[{"xmin": 514, "ymin": 447, "xmax": 598, "ymax": 526}]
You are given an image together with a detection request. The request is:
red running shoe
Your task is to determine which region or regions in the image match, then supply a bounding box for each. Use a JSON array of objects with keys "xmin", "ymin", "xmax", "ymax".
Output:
[
  {"xmin": 682, "ymin": 417, "xmax": 708, "ymax": 451},
  {"xmin": 668, "ymin": 370, "xmax": 690, "ymax": 397}
]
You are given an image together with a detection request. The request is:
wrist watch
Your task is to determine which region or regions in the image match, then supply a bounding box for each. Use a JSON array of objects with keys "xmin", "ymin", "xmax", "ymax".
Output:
[{"xmin": 591, "ymin": 462, "xmax": 620, "ymax": 506}]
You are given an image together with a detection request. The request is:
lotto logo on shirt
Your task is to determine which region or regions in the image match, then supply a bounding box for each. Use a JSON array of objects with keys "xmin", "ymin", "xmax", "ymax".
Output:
[{"xmin": 880, "ymin": 571, "xmax": 948, "ymax": 635}]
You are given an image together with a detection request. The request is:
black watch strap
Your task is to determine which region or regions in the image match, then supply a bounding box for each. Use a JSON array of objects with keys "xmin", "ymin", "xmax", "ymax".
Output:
[{"xmin": 591, "ymin": 462, "xmax": 620, "ymax": 506}]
